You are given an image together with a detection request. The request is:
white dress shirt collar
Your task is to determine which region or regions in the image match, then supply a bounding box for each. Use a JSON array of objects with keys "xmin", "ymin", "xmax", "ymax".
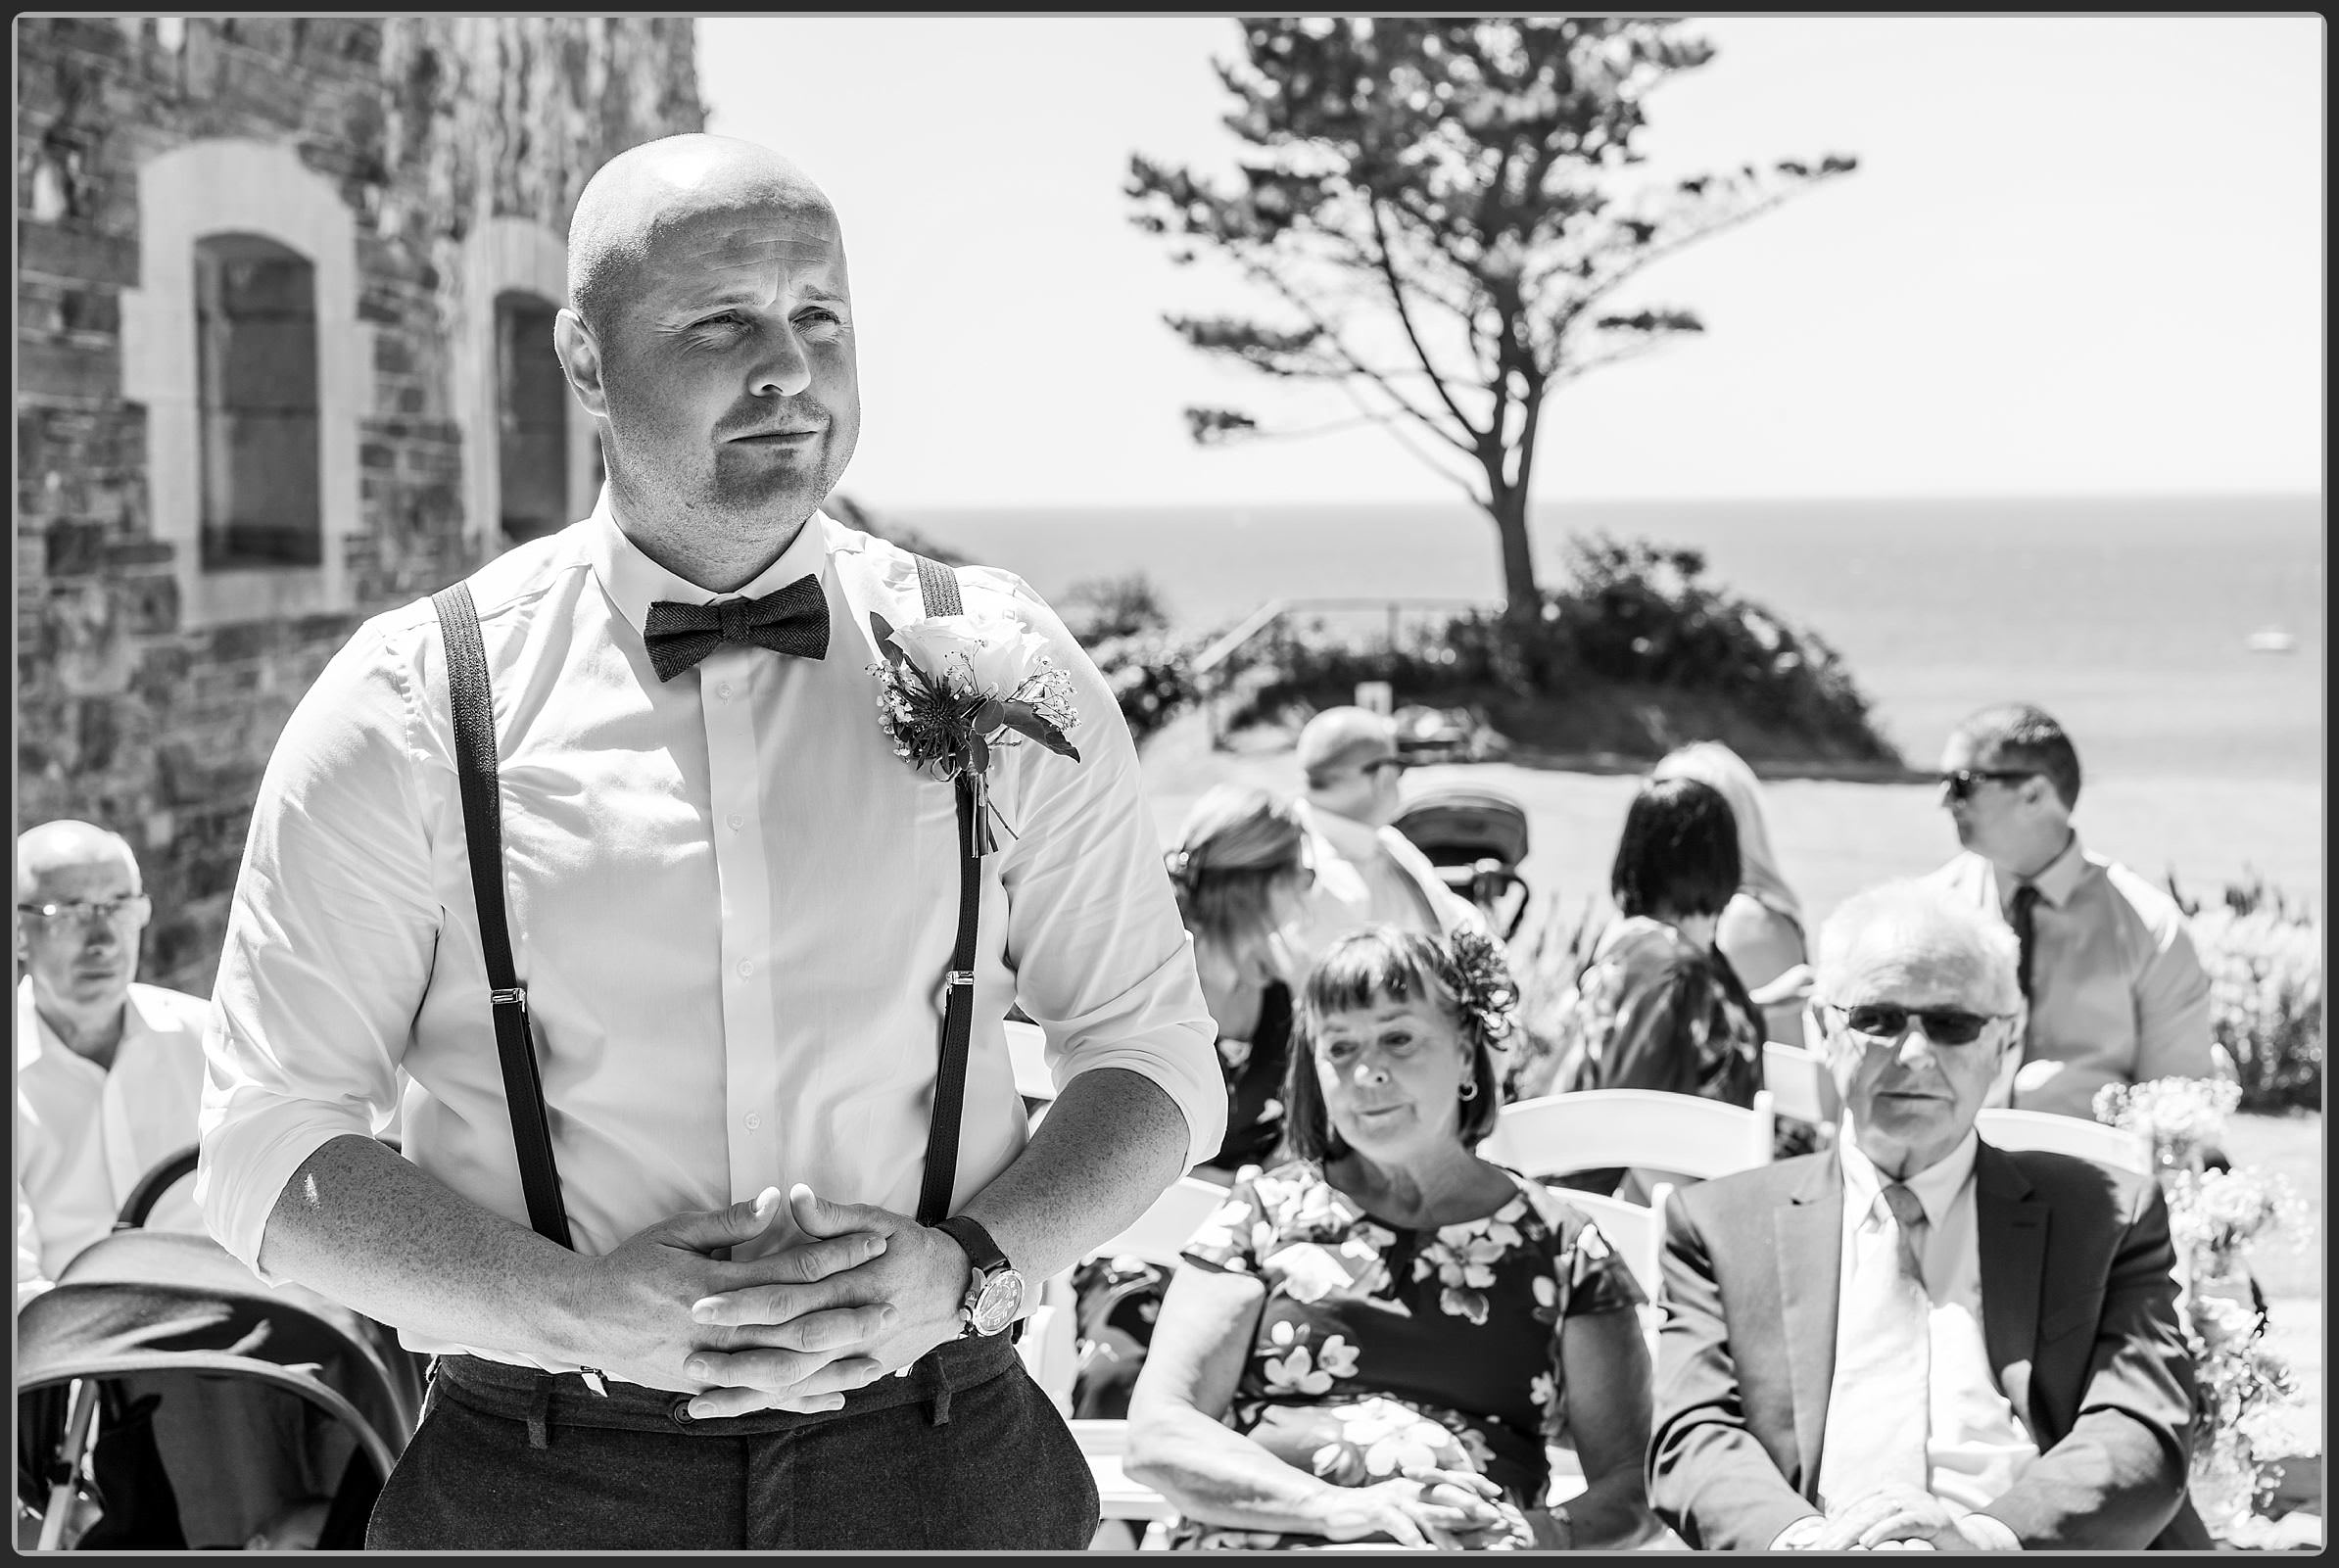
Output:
[
  {"xmin": 582, "ymin": 487, "xmax": 837, "ymax": 637},
  {"xmin": 1838, "ymin": 1124, "xmax": 1981, "ymax": 1230}
]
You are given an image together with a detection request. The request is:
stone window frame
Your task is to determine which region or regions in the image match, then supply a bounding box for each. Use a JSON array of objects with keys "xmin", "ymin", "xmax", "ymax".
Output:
[
  {"xmin": 455, "ymin": 215, "xmax": 599, "ymax": 556},
  {"xmin": 119, "ymin": 138, "xmax": 360, "ymax": 628}
]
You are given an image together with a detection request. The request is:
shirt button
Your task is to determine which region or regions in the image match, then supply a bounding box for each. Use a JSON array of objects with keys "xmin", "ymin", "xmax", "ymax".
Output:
[
  {"xmin": 744, "ymin": 1113, "xmax": 762, "ymax": 1131},
  {"xmin": 717, "ymin": 682, "xmax": 734, "ymax": 700},
  {"xmin": 737, "ymin": 960, "xmax": 754, "ymax": 977},
  {"xmin": 727, "ymin": 813, "xmax": 744, "ymax": 831}
]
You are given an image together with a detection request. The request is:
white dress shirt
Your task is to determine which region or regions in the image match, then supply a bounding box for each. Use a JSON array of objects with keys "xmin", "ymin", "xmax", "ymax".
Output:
[
  {"xmin": 197, "ymin": 496, "xmax": 1223, "ymax": 1367},
  {"xmin": 17, "ymin": 977, "xmax": 214, "ymax": 1307},
  {"xmin": 1807, "ymin": 1133, "xmax": 2038, "ymax": 1547},
  {"xmin": 1926, "ymin": 836, "xmax": 2214, "ymax": 1118},
  {"xmin": 1288, "ymin": 801, "xmax": 1485, "ymax": 964}
]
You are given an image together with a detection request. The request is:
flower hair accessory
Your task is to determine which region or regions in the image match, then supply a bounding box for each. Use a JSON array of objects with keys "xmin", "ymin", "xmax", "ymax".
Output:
[
  {"xmin": 1442, "ymin": 927, "xmax": 1518, "ymax": 1056},
  {"xmin": 868, "ymin": 608, "xmax": 1080, "ymax": 855}
]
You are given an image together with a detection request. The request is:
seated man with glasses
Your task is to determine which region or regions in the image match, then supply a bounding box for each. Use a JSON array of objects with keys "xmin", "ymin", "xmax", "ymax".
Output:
[
  {"xmin": 1285, "ymin": 707, "xmax": 1484, "ymax": 964},
  {"xmin": 1924, "ymin": 703, "xmax": 2216, "ymax": 1119},
  {"xmin": 1648, "ymin": 879, "xmax": 2207, "ymax": 1551},
  {"xmin": 15, "ymin": 819, "xmax": 212, "ymax": 1308}
]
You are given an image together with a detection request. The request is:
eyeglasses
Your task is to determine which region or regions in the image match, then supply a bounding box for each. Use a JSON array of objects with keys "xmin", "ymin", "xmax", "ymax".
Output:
[
  {"xmin": 16, "ymin": 895, "xmax": 152, "ymax": 931},
  {"xmin": 1826, "ymin": 1001, "xmax": 2012, "ymax": 1048},
  {"xmin": 1939, "ymin": 769, "xmax": 2036, "ymax": 802}
]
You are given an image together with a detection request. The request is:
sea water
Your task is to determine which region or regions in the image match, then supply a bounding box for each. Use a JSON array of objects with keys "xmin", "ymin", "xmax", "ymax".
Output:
[{"xmin": 899, "ymin": 494, "xmax": 2324, "ymax": 787}]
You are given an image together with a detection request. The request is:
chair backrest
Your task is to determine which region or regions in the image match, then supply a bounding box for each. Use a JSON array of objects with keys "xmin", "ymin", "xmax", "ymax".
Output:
[
  {"xmin": 1005, "ymin": 1019, "xmax": 1054, "ymax": 1104},
  {"xmin": 1546, "ymin": 1185, "xmax": 1669, "ymax": 1304},
  {"xmin": 1089, "ymin": 1175, "xmax": 1231, "ymax": 1268},
  {"xmin": 1763, "ymin": 1041, "xmax": 1838, "ymax": 1127},
  {"xmin": 1481, "ymin": 1089, "xmax": 1776, "ymax": 1183},
  {"xmin": 1976, "ymin": 1108, "xmax": 2152, "ymax": 1175}
]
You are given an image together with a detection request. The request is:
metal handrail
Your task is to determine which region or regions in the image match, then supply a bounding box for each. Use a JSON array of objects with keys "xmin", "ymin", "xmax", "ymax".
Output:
[
  {"xmin": 1194, "ymin": 596, "xmax": 1493, "ymax": 748},
  {"xmin": 1191, "ymin": 596, "xmax": 1488, "ymax": 676}
]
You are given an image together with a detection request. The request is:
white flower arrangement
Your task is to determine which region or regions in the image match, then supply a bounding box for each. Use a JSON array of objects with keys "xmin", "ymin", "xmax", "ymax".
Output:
[
  {"xmin": 867, "ymin": 609, "xmax": 1079, "ymax": 855},
  {"xmin": 2095, "ymin": 1075, "xmax": 2310, "ymax": 1538}
]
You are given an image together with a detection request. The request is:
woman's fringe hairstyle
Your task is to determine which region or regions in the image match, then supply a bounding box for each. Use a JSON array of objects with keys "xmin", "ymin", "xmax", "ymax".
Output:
[{"xmin": 1283, "ymin": 925, "xmax": 1517, "ymax": 1161}]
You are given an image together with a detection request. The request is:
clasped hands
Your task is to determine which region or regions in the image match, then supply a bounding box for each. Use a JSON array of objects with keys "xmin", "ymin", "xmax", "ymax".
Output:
[
  {"xmin": 1787, "ymin": 1487, "xmax": 1997, "ymax": 1551},
  {"xmin": 586, "ymin": 1183, "xmax": 967, "ymax": 1416}
]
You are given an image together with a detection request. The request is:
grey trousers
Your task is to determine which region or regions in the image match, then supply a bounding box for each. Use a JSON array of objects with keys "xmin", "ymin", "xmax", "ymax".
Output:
[{"xmin": 365, "ymin": 1335, "xmax": 1100, "ymax": 1550}]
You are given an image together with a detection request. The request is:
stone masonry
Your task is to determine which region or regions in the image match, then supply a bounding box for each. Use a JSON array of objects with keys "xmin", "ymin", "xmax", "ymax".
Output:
[{"xmin": 16, "ymin": 17, "xmax": 702, "ymax": 993}]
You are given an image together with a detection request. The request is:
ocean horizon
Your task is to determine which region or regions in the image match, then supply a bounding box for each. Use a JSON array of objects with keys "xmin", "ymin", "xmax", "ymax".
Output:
[{"xmin": 889, "ymin": 493, "xmax": 2325, "ymax": 790}]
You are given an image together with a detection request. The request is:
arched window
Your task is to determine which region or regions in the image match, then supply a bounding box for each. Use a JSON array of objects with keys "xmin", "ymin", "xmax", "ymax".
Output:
[
  {"xmin": 495, "ymin": 290, "xmax": 568, "ymax": 545},
  {"xmin": 194, "ymin": 234, "xmax": 321, "ymax": 569}
]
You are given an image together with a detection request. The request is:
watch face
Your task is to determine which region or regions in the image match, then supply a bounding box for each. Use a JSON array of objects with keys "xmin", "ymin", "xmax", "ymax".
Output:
[{"xmin": 970, "ymin": 1268, "xmax": 1026, "ymax": 1337}]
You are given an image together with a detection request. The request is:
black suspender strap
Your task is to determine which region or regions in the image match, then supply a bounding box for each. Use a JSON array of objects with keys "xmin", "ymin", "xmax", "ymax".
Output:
[
  {"xmin": 432, "ymin": 583, "xmax": 575, "ymax": 1249},
  {"xmin": 430, "ymin": 557, "xmax": 979, "ymax": 1242},
  {"xmin": 910, "ymin": 555, "xmax": 981, "ymax": 1227}
]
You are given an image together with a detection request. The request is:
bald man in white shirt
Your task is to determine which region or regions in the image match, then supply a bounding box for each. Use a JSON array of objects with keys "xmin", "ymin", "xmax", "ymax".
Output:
[
  {"xmin": 197, "ymin": 133, "xmax": 1221, "ymax": 1551},
  {"xmin": 1285, "ymin": 707, "xmax": 1486, "ymax": 965},
  {"xmin": 15, "ymin": 820, "xmax": 211, "ymax": 1310}
]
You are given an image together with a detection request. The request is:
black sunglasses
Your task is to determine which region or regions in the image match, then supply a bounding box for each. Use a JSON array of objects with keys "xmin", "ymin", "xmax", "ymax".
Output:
[
  {"xmin": 1827, "ymin": 1001, "xmax": 2011, "ymax": 1047},
  {"xmin": 1938, "ymin": 769, "xmax": 2036, "ymax": 802}
]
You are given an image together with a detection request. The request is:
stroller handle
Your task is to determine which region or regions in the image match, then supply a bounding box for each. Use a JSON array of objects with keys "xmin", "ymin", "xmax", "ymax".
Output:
[
  {"xmin": 114, "ymin": 1136, "xmax": 406, "ymax": 1233},
  {"xmin": 115, "ymin": 1143, "xmax": 202, "ymax": 1232}
]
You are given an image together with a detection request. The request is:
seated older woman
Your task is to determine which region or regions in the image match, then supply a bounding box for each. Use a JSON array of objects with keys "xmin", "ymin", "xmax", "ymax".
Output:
[{"xmin": 1124, "ymin": 927, "xmax": 1658, "ymax": 1551}]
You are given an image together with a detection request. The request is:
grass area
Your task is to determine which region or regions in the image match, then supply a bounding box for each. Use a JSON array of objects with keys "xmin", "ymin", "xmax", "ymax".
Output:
[{"xmin": 2224, "ymin": 1109, "xmax": 2322, "ymax": 1300}]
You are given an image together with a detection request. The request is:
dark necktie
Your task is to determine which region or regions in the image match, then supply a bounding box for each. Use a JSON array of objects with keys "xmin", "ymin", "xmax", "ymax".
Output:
[
  {"xmin": 2010, "ymin": 882, "xmax": 2042, "ymax": 1000},
  {"xmin": 642, "ymin": 575, "xmax": 829, "ymax": 682}
]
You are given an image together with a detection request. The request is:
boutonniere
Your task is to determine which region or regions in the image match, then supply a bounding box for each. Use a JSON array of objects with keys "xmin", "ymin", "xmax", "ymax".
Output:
[{"xmin": 868, "ymin": 610, "xmax": 1081, "ymax": 855}]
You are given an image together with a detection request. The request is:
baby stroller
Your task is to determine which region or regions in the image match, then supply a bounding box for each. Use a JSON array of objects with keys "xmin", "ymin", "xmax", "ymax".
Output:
[
  {"xmin": 17, "ymin": 1144, "xmax": 424, "ymax": 1550},
  {"xmin": 1392, "ymin": 784, "xmax": 1533, "ymax": 939}
]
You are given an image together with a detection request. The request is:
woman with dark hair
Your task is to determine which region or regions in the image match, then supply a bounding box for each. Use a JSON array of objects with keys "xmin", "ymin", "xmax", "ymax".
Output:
[
  {"xmin": 1510, "ymin": 777, "xmax": 1766, "ymax": 1127},
  {"xmin": 1123, "ymin": 927, "xmax": 1658, "ymax": 1552}
]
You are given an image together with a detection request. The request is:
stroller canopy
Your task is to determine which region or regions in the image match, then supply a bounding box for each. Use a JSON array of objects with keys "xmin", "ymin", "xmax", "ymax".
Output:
[
  {"xmin": 1392, "ymin": 785, "xmax": 1531, "ymax": 870},
  {"xmin": 17, "ymin": 1229, "xmax": 420, "ymax": 1522}
]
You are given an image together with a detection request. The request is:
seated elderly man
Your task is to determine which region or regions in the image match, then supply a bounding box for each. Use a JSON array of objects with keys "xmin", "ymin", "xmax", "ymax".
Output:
[
  {"xmin": 1648, "ymin": 880, "xmax": 2207, "ymax": 1551},
  {"xmin": 16, "ymin": 819, "xmax": 212, "ymax": 1308}
]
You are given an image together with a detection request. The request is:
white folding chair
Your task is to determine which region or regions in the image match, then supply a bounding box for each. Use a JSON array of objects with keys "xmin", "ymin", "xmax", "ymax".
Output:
[
  {"xmin": 1534, "ymin": 1184, "xmax": 1670, "ymax": 1504},
  {"xmin": 1004, "ymin": 1019, "xmax": 1054, "ymax": 1105},
  {"xmin": 1976, "ymin": 1108, "xmax": 2152, "ymax": 1175},
  {"xmin": 1480, "ymin": 1089, "xmax": 1777, "ymax": 1185},
  {"xmin": 1090, "ymin": 1175, "xmax": 1232, "ymax": 1268},
  {"xmin": 1763, "ymin": 1041, "xmax": 1838, "ymax": 1128},
  {"xmin": 1071, "ymin": 1175, "xmax": 1236, "ymax": 1532}
]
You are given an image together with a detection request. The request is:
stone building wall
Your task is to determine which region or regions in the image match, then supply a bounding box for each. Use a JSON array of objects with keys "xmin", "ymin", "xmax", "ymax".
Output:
[{"xmin": 16, "ymin": 17, "xmax": 702, "ymax": 994}]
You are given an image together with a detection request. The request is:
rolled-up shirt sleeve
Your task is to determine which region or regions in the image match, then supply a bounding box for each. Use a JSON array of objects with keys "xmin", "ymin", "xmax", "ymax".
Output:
[
  {"xmin": 982, "ymin": 574, "xmax": 1224, "ymax": 1171},
  {"xmin": 197, "ymin": 614, "xmax": 440, "ymax": 1281}
]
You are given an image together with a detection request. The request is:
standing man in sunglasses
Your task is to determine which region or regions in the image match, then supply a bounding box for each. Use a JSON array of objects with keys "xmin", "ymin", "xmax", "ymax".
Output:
[
  {"xmin": 1647, "ymin": 880, "xmax": 2206, "ymax": 1551},
  {"xmin": 1924, "ymin": 703, "xmax": 2215, "ymax": 1119},
  {"xmin": 14, "ymin": 819, "xmax": 211, "ymax": 1307},
  {"xmin": 1287, "ymin": 706, "xmax": 1484, "ymax": 961}
]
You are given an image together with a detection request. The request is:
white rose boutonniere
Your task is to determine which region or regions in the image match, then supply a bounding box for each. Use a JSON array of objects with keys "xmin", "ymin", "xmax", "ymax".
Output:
[{"xmin": 869, "ymin": 608, "xmax": 1080, "ymax": 854}]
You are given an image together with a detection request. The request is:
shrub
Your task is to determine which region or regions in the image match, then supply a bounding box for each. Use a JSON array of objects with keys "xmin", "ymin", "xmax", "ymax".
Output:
[
  {"xmin": 1058, "ymin": 573, "xmax": 1200, "ymax": 744},
  {"xmin": 2167, "ymin": 872, "xmax": 2322, "ymax": 1114},
  {"xmin": 1212, "ymin": 533, "xmax": 1900, "ymax": 767}
]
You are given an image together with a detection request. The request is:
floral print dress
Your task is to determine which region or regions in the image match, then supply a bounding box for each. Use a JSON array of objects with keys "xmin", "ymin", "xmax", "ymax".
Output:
[{"xmin": 1165, "ymin": 1159, "xmax": 1646, "ymax": 1550}]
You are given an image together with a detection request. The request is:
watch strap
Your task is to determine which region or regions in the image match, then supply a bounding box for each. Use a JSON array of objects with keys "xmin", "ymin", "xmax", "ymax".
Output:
[{"xmin": 930, "ymin": 1213, "xmax": 1009, "ymax": 1276}]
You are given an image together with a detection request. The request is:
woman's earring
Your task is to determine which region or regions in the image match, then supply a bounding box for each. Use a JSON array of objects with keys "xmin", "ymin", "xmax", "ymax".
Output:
[{"xmin": 1457, "ymin": 1077, "xmax": 1480, "ymax": 1102}]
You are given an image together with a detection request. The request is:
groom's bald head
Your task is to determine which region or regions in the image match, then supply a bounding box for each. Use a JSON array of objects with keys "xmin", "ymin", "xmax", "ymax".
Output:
[{"xmin": 567, "ymin": 134, "xmax": 839, "ymax": 340}]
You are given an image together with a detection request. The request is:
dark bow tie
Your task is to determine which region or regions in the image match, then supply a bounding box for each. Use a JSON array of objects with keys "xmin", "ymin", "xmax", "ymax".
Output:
[{"xmin": 642, "ymin": 575, "xmax": 830, "ymax": 682}]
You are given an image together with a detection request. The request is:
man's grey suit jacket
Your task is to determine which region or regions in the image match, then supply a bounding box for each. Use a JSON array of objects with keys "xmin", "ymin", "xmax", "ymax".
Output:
[{"xmin": 1647, "ymin": 1142, "xmax": 2210, "ymax": 1550}]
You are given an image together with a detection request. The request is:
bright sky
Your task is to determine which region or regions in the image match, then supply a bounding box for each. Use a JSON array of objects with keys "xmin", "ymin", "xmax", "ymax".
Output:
[{"xmin": 695, "ymin": 15, "xmax": 2324, "ymax": 508}]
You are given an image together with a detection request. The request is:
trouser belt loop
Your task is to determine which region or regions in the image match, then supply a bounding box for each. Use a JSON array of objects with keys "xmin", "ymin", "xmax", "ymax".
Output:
[
  {"xmin": 524, "ymin": 1374, "xmax": 555, "ymax": 1449},
  {"xmin": 928, "ymin": 1348, "xmax": 958, "ymax": 1427}
]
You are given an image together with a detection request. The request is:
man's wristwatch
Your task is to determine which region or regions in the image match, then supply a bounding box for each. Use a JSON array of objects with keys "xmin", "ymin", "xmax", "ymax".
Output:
[{"xmin": 929, "ymin": 1214, "xmax": 1025, "ymax": 1338}]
